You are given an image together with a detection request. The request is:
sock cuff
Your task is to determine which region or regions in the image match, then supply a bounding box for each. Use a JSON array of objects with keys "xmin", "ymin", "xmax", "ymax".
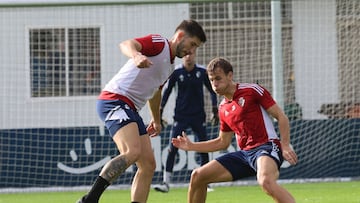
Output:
[{"xmin": 98, "ymin": 176, "xmax": 110, "ymax": 187}]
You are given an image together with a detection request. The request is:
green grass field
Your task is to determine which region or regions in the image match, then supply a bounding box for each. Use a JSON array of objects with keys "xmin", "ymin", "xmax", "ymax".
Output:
[{"xmin": 1, "ymin": 181, "xmax": 359, "ymax": 203}]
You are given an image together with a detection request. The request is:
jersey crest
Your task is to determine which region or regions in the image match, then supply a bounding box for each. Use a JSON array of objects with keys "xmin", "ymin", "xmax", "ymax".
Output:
[{"xmin": 238, "ymin": 97, "xmax": 245, "ymax": 107}]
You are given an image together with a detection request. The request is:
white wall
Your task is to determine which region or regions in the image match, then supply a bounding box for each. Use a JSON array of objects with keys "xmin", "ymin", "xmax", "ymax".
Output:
[
  {"xmin": 0, "ymin": 1, "xmax": 343, "ymax": 130},
  {"xmin": 0, "ymin": 4, "xmax": 186, "ymax": 129},
  {"xmin": 292, "ymin": 0, "xmax": 339, "ymax": 119}
]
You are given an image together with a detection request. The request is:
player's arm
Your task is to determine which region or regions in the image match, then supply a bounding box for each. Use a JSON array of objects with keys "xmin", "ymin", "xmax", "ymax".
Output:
[
  {"xmin": 159, "ymin": 72, "xmax": 176, "ymax": 127},
  {"xmin": 161, "ymin": 72, "xmax": 176, "ymax": 109},
  {"xmin": 119, "ymin": 39, "xmax": 153, "ymax": 68},
  {"xmin": 147, "ymin": 88, "xmax": 162, "ymax": 137},
  {"xmin": 266, "ymin": 104, "xmax": 298, "ymax": 165},
  {"xmin": 172, "ymin": 130, "xmax": 233, "ymax": 153}
]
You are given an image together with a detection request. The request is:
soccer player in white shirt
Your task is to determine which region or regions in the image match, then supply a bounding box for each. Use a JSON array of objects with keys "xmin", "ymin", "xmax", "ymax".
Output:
[{"xmin": 77, "ymin": 20, "xmax": 206, "ymax": 203}]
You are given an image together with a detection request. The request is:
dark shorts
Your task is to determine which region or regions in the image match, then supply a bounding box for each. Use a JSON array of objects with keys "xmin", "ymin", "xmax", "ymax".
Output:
[
  {"xmin": 96, "ymin": 99, "xmax": 147, "ymax": 137},
  {"xmin": 215, "ymin": 141, "xmax": 283, "ymax": 181}
]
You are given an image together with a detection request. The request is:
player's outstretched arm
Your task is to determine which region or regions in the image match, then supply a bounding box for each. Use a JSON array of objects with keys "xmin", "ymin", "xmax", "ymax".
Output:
[
  {"xmin": 172, "ymin": 131, "xmax": 193, "ymax": 151},
  {"xmin": 172, "ymin": 131, "xmax": 233, "ymax": 153}
]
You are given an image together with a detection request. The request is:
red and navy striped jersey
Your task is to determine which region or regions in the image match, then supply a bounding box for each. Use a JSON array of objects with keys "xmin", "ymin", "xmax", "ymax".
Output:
[{"xmin": 219, "ymin": 83, "xmax": 278, "ymax": 150}]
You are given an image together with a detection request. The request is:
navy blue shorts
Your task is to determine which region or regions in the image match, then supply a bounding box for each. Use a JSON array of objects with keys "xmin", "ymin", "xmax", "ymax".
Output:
[
  {"xmin": 215, "ymin": 141, "xmax": 283, "ymax": 181},
  {"xmin": 96, "ymin": 99, "xmax": 147, "ymax": 137}
]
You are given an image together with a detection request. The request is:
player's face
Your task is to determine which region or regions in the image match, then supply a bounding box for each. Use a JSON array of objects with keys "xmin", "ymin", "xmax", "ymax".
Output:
[
  {"xmin": 176, "ymin": 35, "xmax": 202, "ymax": 58},
  {"xmin": 183, "ymin": 52, "xmax": 196, "ymax": 71},
  {"xmin": 208, "ymin": 67, "xmax": 232, "ymax": 96}
]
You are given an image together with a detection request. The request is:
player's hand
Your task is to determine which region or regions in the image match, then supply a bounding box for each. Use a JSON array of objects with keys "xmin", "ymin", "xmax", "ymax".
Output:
[
  {"xmin": 160, "ymin": 118, "xmax": 168, "ymax": 128},
  {"xmin": 159, "ymin": 108, "xmax": 168, "ymax": 128},
  {"xmin": 147, "ymin": 120, "xmax": 161, "ymax": 137},
  {"xmin": 211, "ymin": 106, "xmax": 219, "ymax": 126},
  {"xmin": 134, "ymin": 52, "xmax": 153, "ymax": 68},
  {"xmin": 171, "ymin": 131, "xmax": 192, "ymax": 151},
  {"xmin": 211, "ymin": 115, "xmax": 219, "ymax": 126},
  {"xmin": 281, "ymin": 144, "xmax": 298, "ymax": 165}
]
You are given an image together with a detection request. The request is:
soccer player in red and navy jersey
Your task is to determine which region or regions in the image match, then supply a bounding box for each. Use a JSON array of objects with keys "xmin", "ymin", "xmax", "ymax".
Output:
[
  {"xmin": 77, "ymin": 20, "xmax": 206, "ymax": 203},
  {"xmin": 172, "ymin": 57, "xmax": 298, "ymax": 203}
]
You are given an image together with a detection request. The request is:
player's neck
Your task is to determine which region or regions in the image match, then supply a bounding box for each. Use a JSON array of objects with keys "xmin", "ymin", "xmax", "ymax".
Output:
[
  {"xmin": 168, "ymin": 40, "xmax": 176, "ymax": 61},
  {"xmin": 224, "ymin": 82, "xmax": 237, "ymax": 101},
  {"xmin": 184, "ymin": 64, "xmax": 195, "ymax": 72}
]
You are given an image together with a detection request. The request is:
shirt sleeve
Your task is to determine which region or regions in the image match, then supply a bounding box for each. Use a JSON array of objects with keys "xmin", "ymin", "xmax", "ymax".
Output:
[
  {"xmin": 134, "ymin": 34, "xmax": 166, "ymax": 56},
  {"xmin": 256, "ymin": 85, "xmax": 276, "ymax": 110},
  {"xmin": 219, "ymin": 101, "xmax": 232, "ymax": 132}
]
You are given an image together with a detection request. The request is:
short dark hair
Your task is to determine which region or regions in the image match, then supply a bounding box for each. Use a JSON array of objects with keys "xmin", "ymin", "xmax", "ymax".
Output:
[
  {"xmin": 175, "ymin": 19, "xmax": 206, "ymax": 43},
  {"xmin": 207, "ymin": 57, "xmax": 233, "ymax": 74}
]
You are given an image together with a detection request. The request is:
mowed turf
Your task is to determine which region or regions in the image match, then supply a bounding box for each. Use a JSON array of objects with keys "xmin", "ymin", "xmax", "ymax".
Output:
[{"xmin": 0, "ymin": 181, "xmax": 359, "ymax": 203}]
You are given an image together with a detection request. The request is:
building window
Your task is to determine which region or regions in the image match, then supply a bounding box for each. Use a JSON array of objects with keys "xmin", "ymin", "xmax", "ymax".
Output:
[{"xmin": 29, "ymin": 27, "xmax": 101, "ymax": 97}]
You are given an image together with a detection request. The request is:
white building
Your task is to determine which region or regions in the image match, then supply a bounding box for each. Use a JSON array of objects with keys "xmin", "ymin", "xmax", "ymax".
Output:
[{"xmin": 0, "ymin": 0, "xmax": 356, "ymax": 130}]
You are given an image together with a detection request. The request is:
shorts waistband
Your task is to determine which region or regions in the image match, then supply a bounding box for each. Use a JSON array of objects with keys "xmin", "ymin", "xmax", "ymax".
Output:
[{"xmin": 98, "ymin": 91, "xmax": 136, "ymax": 110}]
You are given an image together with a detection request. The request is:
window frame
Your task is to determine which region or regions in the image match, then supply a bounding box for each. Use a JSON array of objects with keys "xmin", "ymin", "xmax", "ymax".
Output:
[{"xmin": 26, "ymin": 25, "xmax": 102, "ymax": 100}]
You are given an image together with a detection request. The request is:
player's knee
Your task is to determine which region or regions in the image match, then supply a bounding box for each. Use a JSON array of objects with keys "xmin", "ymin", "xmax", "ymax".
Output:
[
  {"xmin": 190, "ymin": 168, "xmax": 206, "ymax": 185},
  {"xmin": 137, "ymin": 155, "xmax": 156, "ymax": 174},
  {"xmin": 138, "ymin": 162, "xmax": 156, "ymax": 177},
  {"xmin": 125, "ymin": 148, "xmax": 142, "ymax": 163},
  {"xmin": 148, "ymin": 157, "xmax": 156, "ymax": 172},
  {"xmin": 257, "ymin": 175, "xmax": 276, "ymax": 195}
]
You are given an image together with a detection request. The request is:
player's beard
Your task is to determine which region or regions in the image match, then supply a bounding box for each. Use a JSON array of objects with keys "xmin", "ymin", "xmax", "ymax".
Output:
[
  {"xmin": 213, "ymin": 88, "xmax": 223, "ymax": 95},
  {"xmin": 214, "ymin": 82, "xmax": 231, "ymax": 96},
  {"xmin": 175, "ymin": 39, "xmax": 188, "ymax": 58}
]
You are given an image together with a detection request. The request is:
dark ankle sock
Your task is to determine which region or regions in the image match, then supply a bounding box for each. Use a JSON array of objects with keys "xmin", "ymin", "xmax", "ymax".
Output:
[{"xmin": 86, "ymin": 176, "xmax": 110, "ymax": 202}]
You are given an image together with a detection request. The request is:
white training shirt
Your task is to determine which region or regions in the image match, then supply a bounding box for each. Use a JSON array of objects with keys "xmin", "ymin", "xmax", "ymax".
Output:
[{"xmin": 100, "ymin": 34, "xmax": 174, "ymax": 111}]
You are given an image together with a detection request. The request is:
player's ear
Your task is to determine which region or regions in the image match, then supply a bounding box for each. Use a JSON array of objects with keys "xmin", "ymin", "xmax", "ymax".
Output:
[
  {"xmin": 175, "ymin": 30, "xmax": 185, "ymax": 42},
  {"xmin": 227, "ymin": 71, "xmax": 234, "ymax": 80}
]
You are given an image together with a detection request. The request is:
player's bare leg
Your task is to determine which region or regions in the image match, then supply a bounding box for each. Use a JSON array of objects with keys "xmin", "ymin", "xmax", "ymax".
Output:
[
  {"xmin": 188, "ymin": 160, "xmax": 232, "ymax": 203},
  {"xmin": 102, "ymin": 122, "xmax": 142, "ymax": 179},
  {"xmin": 130, "ymin": 133, "xmax": 156, "ymax": 203},
  {"xmin": 77, "ymin": 122, "xmax": 142, "ymax": 203},
  {"xmin": 256, "ymin": 156, "xmax": 296, "ymax": 203}
]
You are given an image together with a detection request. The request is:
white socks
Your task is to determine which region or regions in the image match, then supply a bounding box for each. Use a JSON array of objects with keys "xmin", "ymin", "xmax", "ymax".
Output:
[{"xmin": 163, "ymin": 171, "xmax": 172, "ymax": 183}]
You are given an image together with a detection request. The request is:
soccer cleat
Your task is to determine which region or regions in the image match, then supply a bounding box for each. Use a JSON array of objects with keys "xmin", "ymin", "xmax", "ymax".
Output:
[
  {"xmin": 207, "ymin": 185, "xmax": 214, "ymax": 192},
  {"xmin": 76, "ymin": 195, "xmax": 98, "ymax": 203},
  {"xmin": 154, "ymin": 182, "xmax": 170, "ymax": 193},
  {"xmin": 76, "ymin": 196, "xmax": 85, "ymax": 203}
]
